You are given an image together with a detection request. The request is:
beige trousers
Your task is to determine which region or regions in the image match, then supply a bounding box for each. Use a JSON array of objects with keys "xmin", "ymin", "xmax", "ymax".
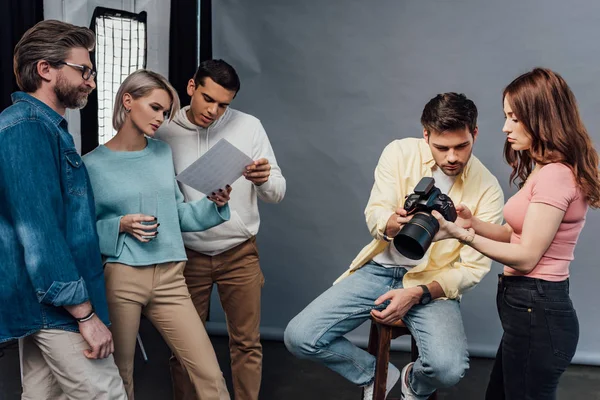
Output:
[
  {"xmin": 104, "ymin": 261, "xmax": 230, "ymax": 400},
  {"xmin": 170, "ymin": 238, "xmax": 264, "ymax": 400},
  {"xmin": 20, "ymin": 329, "xmax": 127, "ymax": 400}
]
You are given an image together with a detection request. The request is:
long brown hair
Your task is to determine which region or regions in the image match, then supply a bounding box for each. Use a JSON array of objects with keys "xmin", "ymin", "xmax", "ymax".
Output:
[{"xmin": 503, "ymin": 67, "xmax": 600, "ymax": 208}]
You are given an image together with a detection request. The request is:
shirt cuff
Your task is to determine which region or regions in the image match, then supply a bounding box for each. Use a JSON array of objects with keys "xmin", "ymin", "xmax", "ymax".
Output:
[
  {"xmin": 37, "ymin": 277, "xmax": 90, "ymax": 307},
  {"xmin": 377, "ymin": 210, "xmax": 396, "ymax": 240}
]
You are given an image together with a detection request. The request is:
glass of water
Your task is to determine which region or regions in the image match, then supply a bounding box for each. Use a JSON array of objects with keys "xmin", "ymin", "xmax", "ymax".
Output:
[{"xmin": 138, "ymin": 191, "xmax": 158, "ymax": 240}]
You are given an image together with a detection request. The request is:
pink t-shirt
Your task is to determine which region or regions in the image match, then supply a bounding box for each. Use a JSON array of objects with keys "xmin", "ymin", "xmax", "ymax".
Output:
[{"xmin": 502, "ymin": 163, "xmax": 588, "ymax": 281}]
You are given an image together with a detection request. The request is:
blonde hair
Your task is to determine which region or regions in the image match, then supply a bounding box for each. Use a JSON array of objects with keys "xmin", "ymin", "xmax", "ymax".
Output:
[
  {"xmin": 113, "ymin": 69, "xmax": 181, "ymax": 131},
  {"xmin": 13, "ymin": 20, "xmax": 95, "ymax": 92}
]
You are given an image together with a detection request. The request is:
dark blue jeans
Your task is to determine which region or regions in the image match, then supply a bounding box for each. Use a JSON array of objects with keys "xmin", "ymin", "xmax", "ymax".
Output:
[{"xmin": 486, "ymin": 274, "xmax": 579, "ymax": 400}]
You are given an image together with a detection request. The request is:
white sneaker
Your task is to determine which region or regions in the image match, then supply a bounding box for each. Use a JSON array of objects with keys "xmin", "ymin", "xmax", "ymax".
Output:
[
  {"xmin": 400, "ymin": 362, "xmax": 428, "ymax": 400},
  {"xmin": 363, "ymin": 363, "xmax": 401, "ymax": 400}
]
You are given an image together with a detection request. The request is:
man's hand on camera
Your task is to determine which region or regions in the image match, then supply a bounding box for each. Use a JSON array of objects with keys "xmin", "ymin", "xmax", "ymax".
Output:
[
  {"xmin": 385, "ymin": 208, "xmax": 414, "ymax": 238},
  {"xmin": 370, "ymin": 287, "xmax": 422, "ymax": 324}
]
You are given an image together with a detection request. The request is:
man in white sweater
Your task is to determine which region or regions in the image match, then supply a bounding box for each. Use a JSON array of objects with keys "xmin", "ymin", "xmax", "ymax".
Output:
[{"xmin": 156, "ymin": 59, "xmax": 286, "ymax": 400}]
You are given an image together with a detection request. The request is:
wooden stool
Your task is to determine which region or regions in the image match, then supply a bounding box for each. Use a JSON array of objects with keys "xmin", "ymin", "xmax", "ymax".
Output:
[{"xmin": 362, "ymin": 318, "xmax": 437, "ymax": 400}]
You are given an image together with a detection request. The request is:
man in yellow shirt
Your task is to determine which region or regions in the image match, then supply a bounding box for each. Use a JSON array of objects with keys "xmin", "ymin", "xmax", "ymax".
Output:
[{"xmin": 284, "ymin": 93, "xmax": 504, "ymax": 399}]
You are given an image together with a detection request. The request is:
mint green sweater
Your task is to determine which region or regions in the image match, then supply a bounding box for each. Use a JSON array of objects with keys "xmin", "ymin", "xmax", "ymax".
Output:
[{"xmin": 83, "ymin": 138, "xmax": 230, "ymax": 266}]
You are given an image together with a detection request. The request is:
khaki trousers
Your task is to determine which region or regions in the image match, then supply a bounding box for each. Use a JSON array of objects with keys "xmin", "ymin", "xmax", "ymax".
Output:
[
  {"xmin": 20, "ymin": 329, "xmax": 127, "ymax": 400},
  {"xmin": 170, "ymin": 238, "xmax": 264, "ymax": 400},
  {"xmin": 104, "ymin": 261, "xmax": 230, "ymax": 400}
]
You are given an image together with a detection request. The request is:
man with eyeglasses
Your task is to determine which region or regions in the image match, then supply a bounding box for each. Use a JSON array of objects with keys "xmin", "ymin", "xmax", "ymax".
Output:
[
  {"xmin": 59, "ymin": 61, "xmax": 98, "ymax": 80},
  {"xmin": 0, "ymin": 20, "xmax": 126, "ymax": 399}
]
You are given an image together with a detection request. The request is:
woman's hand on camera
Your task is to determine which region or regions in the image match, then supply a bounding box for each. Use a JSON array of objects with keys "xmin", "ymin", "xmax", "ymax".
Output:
[
  {"xmin": 119, "ymin": 214, "xmax": 158, "ymax": 242},
  {"xmin": 431, "ymin": 210, "xmax": 462, "ymax": 241},
  {"xmin": 431, "ymin": 210, "xmax": 475, "ymax": 243},
  {"xmin": 207, "ymin": 185, "xmax": 232, "ymax": 207},
  {"xmin": 455, "ymin": 203, "xmax": 474, "ymax": 230}
]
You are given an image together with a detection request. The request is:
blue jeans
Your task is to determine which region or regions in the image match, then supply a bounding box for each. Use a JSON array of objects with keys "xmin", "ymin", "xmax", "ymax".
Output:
[
  {"xmin": 284, "ymin": 262, "xmax": 469, "ymax": 397},
  {"xmin": 485, "ymin": 275, "xmax": 579, "ymax": 400}
]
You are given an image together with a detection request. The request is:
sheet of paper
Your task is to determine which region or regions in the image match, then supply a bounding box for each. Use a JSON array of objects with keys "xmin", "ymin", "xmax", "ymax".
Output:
[{"xmin": 176, "ymin": 138, "xmax": 254, "ymax": 195}]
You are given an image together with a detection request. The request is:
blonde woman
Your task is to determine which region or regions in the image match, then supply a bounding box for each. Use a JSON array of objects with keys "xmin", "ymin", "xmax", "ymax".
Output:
[{"xmin": 83, "ymin": 69, "xmax": 231, "ymax": 399}]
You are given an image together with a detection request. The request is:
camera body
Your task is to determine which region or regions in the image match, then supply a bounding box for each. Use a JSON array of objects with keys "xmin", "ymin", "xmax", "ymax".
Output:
[
  {"xmin": 402, "ymin": 177, "xmax": 457, "ymax": 222},
  {"xmin": 393, "ymin": 177, "xmax": 457, "ymax": 260}
]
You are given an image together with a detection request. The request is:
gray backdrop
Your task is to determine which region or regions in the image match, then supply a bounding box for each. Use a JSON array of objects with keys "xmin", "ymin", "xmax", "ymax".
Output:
[{"xmin": 206, "ymin": 0, "xmax": 600, "ymax": 365}]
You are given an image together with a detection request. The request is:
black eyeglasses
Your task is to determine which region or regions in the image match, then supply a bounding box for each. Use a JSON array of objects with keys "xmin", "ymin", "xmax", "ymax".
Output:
[{"xmin": 57, "ymin": 61, "xmax": 97, "ymax": 81}]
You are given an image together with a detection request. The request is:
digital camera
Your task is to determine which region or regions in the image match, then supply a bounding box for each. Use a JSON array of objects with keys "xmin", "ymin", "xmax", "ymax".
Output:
[{"xmin": 393, "ymin": 177, "xmax": 457, "ymax": 259}]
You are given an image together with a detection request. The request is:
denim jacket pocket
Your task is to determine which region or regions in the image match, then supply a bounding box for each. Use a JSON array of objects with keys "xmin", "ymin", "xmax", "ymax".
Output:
[
  {"xmin": 64, "ymin": 150, "xmax": 86, "ymax": 196},
  {"xmin": 544, "ymin": 306, "xmax": 579, "ymax": 362}
]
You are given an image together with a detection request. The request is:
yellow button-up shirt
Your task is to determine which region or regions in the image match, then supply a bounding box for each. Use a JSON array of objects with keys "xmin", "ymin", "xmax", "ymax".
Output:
[{"xmin": 334, "ymin": 138, "xmax": 505, "ymax": 299}]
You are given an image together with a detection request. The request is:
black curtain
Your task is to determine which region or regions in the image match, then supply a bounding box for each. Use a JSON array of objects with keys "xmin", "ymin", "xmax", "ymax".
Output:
[
  {"xmin": 169, "ymin": 0, "xmax": 212, "ymax": 107},
  {"xmin": 0, "ymin": 0, "xmax": 44, "ymax": 112},
  {"xmin": 168, "ymin": 0, "xmax": 212, "ymax": 320}
]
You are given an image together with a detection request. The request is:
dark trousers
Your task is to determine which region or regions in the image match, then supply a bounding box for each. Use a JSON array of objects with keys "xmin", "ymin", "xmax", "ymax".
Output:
[{"xmin": 485, "ymin": 274, "xmax": 579, "ymax": 400}]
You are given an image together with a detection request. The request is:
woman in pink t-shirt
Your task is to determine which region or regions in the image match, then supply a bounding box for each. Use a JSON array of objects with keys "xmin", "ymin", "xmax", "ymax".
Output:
[{"xmin": 433, "ymin": 68, "xmax": 600, "ymax": 399}]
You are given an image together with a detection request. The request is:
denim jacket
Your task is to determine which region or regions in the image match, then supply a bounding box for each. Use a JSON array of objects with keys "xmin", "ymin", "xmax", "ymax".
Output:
[{"xmin": 0, "ymin": 92, "xmax": 109, "ymax": 342}]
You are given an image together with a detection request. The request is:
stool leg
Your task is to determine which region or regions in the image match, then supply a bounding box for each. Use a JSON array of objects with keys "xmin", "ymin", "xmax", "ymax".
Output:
[
  {"xmin": 372, "ymin": 324, "xmax": 392, "ymax": 400},
  {"xmin": 367, "ymin": 320, "xmax": 379, "ymax": 357},
  {"xmin": 362, "ymin": 321, "xmax": 380, "ymax": 399}
]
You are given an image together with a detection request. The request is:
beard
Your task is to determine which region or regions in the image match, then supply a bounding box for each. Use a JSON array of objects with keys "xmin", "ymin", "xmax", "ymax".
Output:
[
  {"xmin": 54, "ymin": 73, "xmax": 92, "ymax": 109},
  {"xmin": 440, "ymin": 163, "xmax": 465, "ymax": 176}
]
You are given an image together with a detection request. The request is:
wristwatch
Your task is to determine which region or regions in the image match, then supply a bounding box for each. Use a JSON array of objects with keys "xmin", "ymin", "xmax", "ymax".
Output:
[{"xmin": 418, "ymin": 285, "xmax": 432, "ymax": 305}]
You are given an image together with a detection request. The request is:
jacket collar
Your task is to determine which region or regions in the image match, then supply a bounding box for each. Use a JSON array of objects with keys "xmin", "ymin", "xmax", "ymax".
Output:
[{"xmin": 11, "ymin": 92, "xmax": 67, "ymax": 128}]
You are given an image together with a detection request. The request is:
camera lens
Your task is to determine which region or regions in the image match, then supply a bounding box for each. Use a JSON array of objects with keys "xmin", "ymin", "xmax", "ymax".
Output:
[{"xmin": 393, "ymin": 212, "xmax": 439, "ymax": 260}]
